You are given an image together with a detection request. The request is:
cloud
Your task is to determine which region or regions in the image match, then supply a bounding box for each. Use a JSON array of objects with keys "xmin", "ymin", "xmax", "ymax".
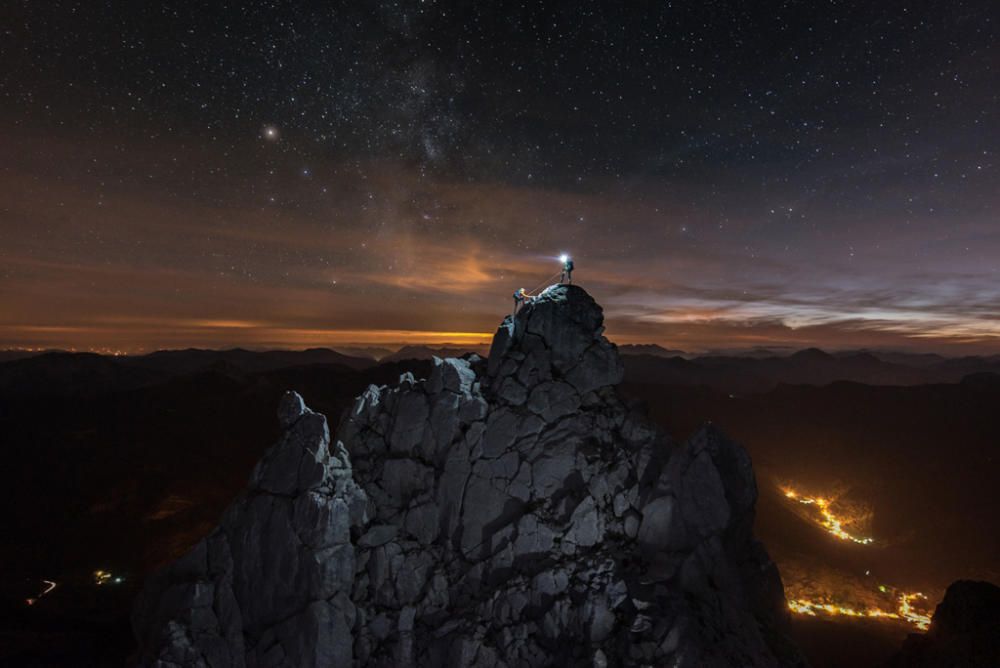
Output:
[{"xmin": 3, "ymin": 127, "xmax": 1000, "ymax": 353}]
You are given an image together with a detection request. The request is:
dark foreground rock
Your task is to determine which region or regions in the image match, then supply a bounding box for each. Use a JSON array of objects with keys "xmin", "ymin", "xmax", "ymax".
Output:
[
  {"xmin": 132, "ymin": 284, "xmax": 806, "ymax": 667},
  {"xmin": 885, "ymin": 580, "xmax": 1000, "ymax": 668}
]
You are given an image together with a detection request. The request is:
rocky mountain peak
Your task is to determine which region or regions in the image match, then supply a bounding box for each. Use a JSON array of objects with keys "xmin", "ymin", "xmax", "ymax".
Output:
[
  {"xmin": 487, "ymin": 284, "xmax": 623, "ymax": 403},
  {"xmin": 133, "ymin": 284, "xmax": 805, "ymax": 668}
]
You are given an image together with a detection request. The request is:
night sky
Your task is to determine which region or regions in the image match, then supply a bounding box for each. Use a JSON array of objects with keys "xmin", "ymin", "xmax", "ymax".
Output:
[{"xmin": 1, "ymin": 2, "xmax": 997, "ymax": 353}]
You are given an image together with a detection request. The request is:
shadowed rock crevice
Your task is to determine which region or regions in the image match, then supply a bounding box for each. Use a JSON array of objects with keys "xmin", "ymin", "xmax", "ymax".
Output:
[{"xmin": 133, "ymin": 284, "xmax": 807, "ymax": 668}]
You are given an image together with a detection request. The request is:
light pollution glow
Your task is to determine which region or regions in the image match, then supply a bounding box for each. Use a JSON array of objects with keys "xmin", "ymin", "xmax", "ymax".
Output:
[{"xmin": 3, "ymin": 132, "xmax": 1000, "ymax": 354}]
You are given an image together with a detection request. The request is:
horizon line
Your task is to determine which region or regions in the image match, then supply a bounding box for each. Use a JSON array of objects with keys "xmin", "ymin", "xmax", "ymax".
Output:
[{"xmin": 3, "ymin": 341, "xmax": 996, "ymax": 360}]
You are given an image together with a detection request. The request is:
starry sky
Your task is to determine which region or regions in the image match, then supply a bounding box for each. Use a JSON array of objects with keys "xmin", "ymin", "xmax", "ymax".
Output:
[{"xmin": 1, "ymin": 1, "xmax": 997, "ymax": 354}]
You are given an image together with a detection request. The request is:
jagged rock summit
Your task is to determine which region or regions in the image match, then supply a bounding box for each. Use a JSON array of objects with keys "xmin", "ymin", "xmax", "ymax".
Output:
[{"xmin": 133, "ymin": 284, "xmax": 805, "ymax": 668}]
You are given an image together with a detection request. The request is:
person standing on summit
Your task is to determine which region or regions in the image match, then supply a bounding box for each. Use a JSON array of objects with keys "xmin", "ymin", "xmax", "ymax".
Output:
[
  {"xmin": 513, "ymin": 288, "xmax": 531, "ymax": 315},
  {"xmin": 560, "ymin": 254, "xmax": 574, "ymax": 284}
]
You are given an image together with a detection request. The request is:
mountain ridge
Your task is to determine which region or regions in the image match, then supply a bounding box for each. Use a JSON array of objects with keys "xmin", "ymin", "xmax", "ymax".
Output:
[{"xmin": 132, "ymin": 284, "xmax": 806, "ymax": 667}]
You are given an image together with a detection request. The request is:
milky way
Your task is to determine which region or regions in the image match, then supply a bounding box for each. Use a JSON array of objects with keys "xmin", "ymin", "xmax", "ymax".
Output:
[{"xmin": 1, "ymin": 2, "xmax": 997, "ymax": 352}]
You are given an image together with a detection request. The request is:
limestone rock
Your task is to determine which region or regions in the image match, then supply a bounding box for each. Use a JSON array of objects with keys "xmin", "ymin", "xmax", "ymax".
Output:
[
  {"xmin": 133, "ymin": 285, "xmax": 805, "ymax": 668},
  {"xmin": 132, "ymin": 391, "xmax": 365, "ymax": 668}
]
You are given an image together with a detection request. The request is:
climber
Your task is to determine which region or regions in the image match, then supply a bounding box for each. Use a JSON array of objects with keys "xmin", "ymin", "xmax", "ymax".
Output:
[
  {"xmin": 560, "ymin": 254, "xmax": 574, "ymax": 284},
  {"xmin": 512, "ymin": 287, "xmax": 531, "ymax": 315}
]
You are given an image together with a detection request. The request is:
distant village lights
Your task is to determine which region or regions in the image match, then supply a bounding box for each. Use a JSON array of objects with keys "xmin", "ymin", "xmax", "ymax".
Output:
[
  {"xmin": 787, "ymin": 591, "xmax": 932, "ymax": 631},
  {"xmin": 25, "ymin": 579, "xmax": 57, "ymax": 606},
  {"xmin": 25, "ymin": 572, "xmax": 124, "ymax": 608},
  {"xmin": 94, "ymin": 569, "xmax": 125, "ymax": 586},
  {"xmin": 781, "ymin": 486, "xmax": 874, "ymax": 545}
]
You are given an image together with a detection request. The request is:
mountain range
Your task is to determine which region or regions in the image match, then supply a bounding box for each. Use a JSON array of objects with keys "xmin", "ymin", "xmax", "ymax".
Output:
[
  {"xmin": 6, "ymin": 344, "xmax": 1000, "ymax": 399},
  {"xmin": 3, "ymin": 330, "xmax": 1000, "ymax": 665}
]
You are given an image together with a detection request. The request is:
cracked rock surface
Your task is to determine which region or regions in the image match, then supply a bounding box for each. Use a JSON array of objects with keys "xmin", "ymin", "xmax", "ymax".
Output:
[{"xmin": 133, "ymin": 284, "xmax": 807, "ymax": 668}]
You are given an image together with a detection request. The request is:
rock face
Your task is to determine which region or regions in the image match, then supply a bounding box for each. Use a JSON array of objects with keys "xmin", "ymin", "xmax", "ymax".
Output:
[
  {"xmin": 885, "ymin": 580, "xmax": 1000, "ymax": 668},
  {"xmin": 133, "ymin": 284, "xmax": 805, "ymax": 668},
  {"xmin": 132, "ymin": 392, "xmax": 368, "ymax": 668}
]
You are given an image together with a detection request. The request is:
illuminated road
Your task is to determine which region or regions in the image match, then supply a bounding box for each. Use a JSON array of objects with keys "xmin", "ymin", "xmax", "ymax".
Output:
[
  {"xmin": 781, "ymin": 486, "xmax": 874, "ymax": 545},
  {"xmin": 788, "ymin": 591, "xmax": 932, "ymax": 630},
  {"xmin": 778, "ymin": 483, "xmax": 934, "ymax": 631},
  {"xmin": 25, "ymin": 579, "xmax": 57, "ymax": 606}
]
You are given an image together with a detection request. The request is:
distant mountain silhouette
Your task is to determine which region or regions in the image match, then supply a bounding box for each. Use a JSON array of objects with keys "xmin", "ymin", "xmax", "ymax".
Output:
[
  {"xmin": 9, "ymin": 345, "xmax": 1000, "ymax": 399},
  {"xmin": 622, "ymin": 348, "xmax": 1000, "ymax": 393},
  {"xmin": 380, "ymin": 343, "xmax": 490, "ymax": 362},
  {"xmin": 0, "ymin": 352, "xmax": 168, "ymax": 397},
  {"xmin": 0, "ymin": 348, "xmax": 374, "ymax": 397},
  {"xmin": 617, "ymin": 343, "xmax": 688, "ymax": 357},
  {"xmin": 128, "ymin": 347, "xmax": 374, "ymax": 374},
  {"xmin": 703, "ymin": 346, "xmax": 798, "ymax": 358},
  {"xmin": 329, "ymin": 345, "xmax": 396, "ymax": 361},
  {"xmin": 0, "ymin": 349, "xmax": 56, "ymax": 363},
  {"xmin": 834, "ymin": 350, "xmax": 947, "ymax": 368}
]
